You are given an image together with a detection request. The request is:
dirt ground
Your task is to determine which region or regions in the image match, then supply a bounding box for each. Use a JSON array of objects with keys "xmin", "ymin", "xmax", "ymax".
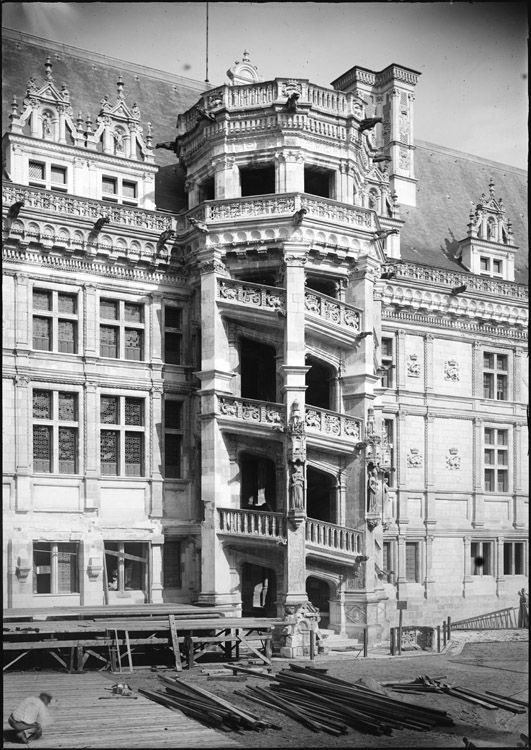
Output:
[{"xmin": 99, "ymin": 634, "xmax": 529, "ymax": 749}]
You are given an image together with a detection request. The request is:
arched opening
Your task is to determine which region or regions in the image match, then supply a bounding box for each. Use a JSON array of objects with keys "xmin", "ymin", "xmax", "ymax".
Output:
[
  {"xmin": 240, "ymin": 338, "xmax": 277, "ymax": 402},
  {"xmin": 240, "ymin": 452, "xmax": 277, "ymax": 511},
  {"xmin": 306, "ymin": 576, "xmax": 332, "ymax": 629},
  {"xmin": 241, "ymin": 563, "xmax": 277, "ymax": 617},
  {"xmin": 306, "ymin": 275, "xmax": 338, "ymax": 297},
  {"xmin": 305, "ymin": 357, "xmax": 334, "ymax": 410},
  {"xmin": 306, "ymin": 467, "xmax": 337, "ymax": 523}
]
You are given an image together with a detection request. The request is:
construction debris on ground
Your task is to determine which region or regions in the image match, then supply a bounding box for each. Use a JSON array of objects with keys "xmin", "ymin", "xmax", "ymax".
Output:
[
  {"xmin": 140, "ymin": 663, "xmax": 456, "ymax": 736},
  {"xmin": 383, "ymin": 674, "xmax": 529, "ymax": 713}
]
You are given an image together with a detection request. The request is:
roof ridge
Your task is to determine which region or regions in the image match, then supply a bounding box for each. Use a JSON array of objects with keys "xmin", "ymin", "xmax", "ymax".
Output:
[{"xmin": 2, "ymin": 26, "xmax": 209, "ymax": 92}]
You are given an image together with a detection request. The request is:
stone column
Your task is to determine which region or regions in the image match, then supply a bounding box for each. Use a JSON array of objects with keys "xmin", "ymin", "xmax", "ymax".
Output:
[
  {"xmin": 84, "ymin": 380, "xmax": 100, "ymax": 511},
  {"xmin": 280, "ymin": 243, "xmax": 309, "ymax": 609},
  {"xmin": 495, "ymin": 535, "xmax": 506, "ymax": 597},
  {"xmin": 15, "ymin": 273, "xmax": 29, "ymax": 353},
  {"xmin": 151, "ymin": 536, "xmax": 164, "ymax": 604},
  {"xmin": 213, "ymin": 157, "xmax": 238, "ymax": 200},
  {"xmin": 83, "ymin": 283, "xmax": 98, "ymax": 357},
  {"xmin": 513, "ymin": 423, "xmax": 525, "ymax": 529},
  {"xmin": 463, "ymin": 535, "xmax": 473, "ymax": 596},
  {"xmin": 15, "ymin": 375, "xmax": 31, "ymax": 512},
  {"xmin": 396, "ymin": 409, "xmax": 408, "ymax": 524},
  {"xmin": 424, "ymin": 535, "xmax": 435, "ymax": 599},
  {"xmin": 275, "ymin": 151, "xmax": 304, "ymax": 194},
  {"xmin": 425, "ymin": 412, "xmax": 436, "ymax": 527},
  {"xmin": 150, "ymin": 292, "xmax": 164, "ymax": 367},
  {"xmin": 424, "ymin": 333, "xmax": 434, "ymax": 393},
  {"xmin": 472, "ymin": 417, "xmax": 484, "ymax": 528},
  {"xmin": 196, "ymin": 250, "xmax": 237, "ymax": 608},
  {"xmin": 396, "ymin": 530, "xmax": 407, "ymax": 598},
  {"xmin": 396, "ymin": 328, "xmax": 407, "ymax": 390},
  {"xmin": 150, "ymin": 385, "xmax": 164, "ymax": 519}
]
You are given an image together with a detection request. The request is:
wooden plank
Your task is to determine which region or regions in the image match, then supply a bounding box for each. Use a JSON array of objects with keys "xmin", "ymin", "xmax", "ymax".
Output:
[{"xmin": 168, "ymin": 614, "xmax": 182, "ymax": 672}]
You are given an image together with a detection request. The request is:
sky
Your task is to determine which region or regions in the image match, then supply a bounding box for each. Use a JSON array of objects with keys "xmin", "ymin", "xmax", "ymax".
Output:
[{"xmin": 2, "ymin": 2, "xmax": 528, "ymax": 169}]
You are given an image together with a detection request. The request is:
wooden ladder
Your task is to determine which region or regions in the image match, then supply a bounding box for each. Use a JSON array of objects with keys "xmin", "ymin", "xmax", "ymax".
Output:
[{"xmin": 110, "ymin": 629, "xmax": 133, "ymax": 673}]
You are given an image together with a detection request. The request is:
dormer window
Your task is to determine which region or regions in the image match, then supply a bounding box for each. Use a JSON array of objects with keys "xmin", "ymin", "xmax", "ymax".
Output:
[
  {"xmin": 28, "ymin": 160, "xmax": 67, "ymax": 192},
  {"xmin": 102, "ymin": 176, "xmax": 138, "ymax": 206},
  {"xmin": 479, "ymin": 256, "xmax": 504, "ymax": 278}
]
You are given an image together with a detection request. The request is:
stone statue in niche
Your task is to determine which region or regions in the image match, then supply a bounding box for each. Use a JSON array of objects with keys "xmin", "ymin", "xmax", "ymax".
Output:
[
  {"xmin": 444, "ymin": 359, "xmax": 459, "ymax": 381},
  {"xmin": 113, "ymin": 129, "xmax": 124, "ymax": 153},
  {"xmin": 42, "ymin": 112, "xmax": 52, "ymax": 138},
  {"xmin": 366, "ymin": 463, "xmax": 379, "ymax": 513},
  {"xmin": 407, "ymin": 448, "xmax": 422, "ymax": 468},
  {"xmin": 407, "ymin": 353, "xmax": 421, "ymax": 377},
  {"xmin": 289, "ymin": 462, "xmax": 305, "ymax": 511},
  {"xmin": 446, "ymin": 448, "xmax": 461, "ymax": 470}
]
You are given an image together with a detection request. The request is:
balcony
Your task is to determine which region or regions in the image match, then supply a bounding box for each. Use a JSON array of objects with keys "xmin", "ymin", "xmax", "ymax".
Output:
[
  {"xmin": 217, "ymin": 508, "xmax": 287, "ymax": 542},
  {"xmin": 216, "ymin": 508, "xmax": 364, "ymax": 563},
  {"xmin": 305, "ymin": 519, "xmax": 363, "ymax": 563},
  {"xmin": 217, "ymin": 395, "xmax": 286, "ymax": 434},
  {"xmin": 217, "ymin": 278, "xmax": 286, "ymax": 320},
  {"xmin": 305, "ymin": 289, "xmax": 363, "ymax": 344},
  {"xmin": 305, "ymin": 406, "xmax": 362, "ymax": 452},
  {"xmin": 199, "ymin": 193, "xmax": 374, "ymax": 233},
  {"xmin": 216, "ymin": 277, "xmax": 363, "ymax": 342}
]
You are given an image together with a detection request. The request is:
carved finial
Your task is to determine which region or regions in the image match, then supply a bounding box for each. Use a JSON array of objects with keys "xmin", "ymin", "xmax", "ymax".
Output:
[
  {"xmin": 76, "ymin": 111, "xmax": 84, "ymax": 129},
  {"xmin": 45, "ymin": 56, "xmax": 53, "ymax": 81},
  {"xmin": 61, "ymin": 84, "xmax": 70, "ymax": 101},
  {"xmin": 85, "ymin": 113, "xmax": 93, "ymax": 134},
  {"xmin": 117, "ymin": 75, "xmax": 124, "ymax": 100},
  {"xmin": 489, "ymin": 179, "xmax": 495, "ymax": 196},
  {"xmin": 242, "ymin": 49, "xmax": 250, "ymax": 62},
  {"xmin": 10, "ymin": 95, "xmax": 18, "ymax": 116},
  {"xmin": 146, "ymin": 122, "xmax": 153, "ymax": 148},
  {"xmin": 131, "ymin": 102, "xmax": 141, "ymax": 119}
]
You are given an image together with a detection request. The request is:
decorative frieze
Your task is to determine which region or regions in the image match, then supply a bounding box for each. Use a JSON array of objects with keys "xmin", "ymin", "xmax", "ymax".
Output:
[
  {"xmin": 217, "ymin": 395, "xmax": 285, "ymax": 429},
  {"xmin": 382, "ymin": 307, "xmax": 527, "ymax": 340}
]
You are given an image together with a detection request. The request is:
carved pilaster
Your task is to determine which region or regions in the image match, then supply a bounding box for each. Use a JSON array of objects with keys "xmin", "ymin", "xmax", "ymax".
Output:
[
  {"xmin": 463, "ymin": 535, "xmax": 473, "ymax": 596},
  {"xmin": 496, "ymin": 536, "xmax": 506, "ymax": 596},
  {"xmin": 472, "ymin": 417, "xmax": 484, "ymax": 528},
  {"xmin": 424, "ymin": 334, "xmax": 433, "ymax": 392},
  {"xmin": 424, "ymin": 535, "xmax": 436, "ymax": 599}
]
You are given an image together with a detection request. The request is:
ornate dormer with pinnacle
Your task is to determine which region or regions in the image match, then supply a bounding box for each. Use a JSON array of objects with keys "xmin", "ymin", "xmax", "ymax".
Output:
[
  {"xmin": 455, "ymin": 179, "xmax": 518, "ymax": 282},
  {"xmin": 226, "ymin": 50, "xmax": 264, "ymax": 86},
  {"xmin": 4, "ymin": 58, "xmax": 158, "ymax": 209},
  {"xmin": 8, "ymin": 56, "xmax": 85, "ymax": 147},
  {"xmin": 89, "ymin": 76, "xmax": 154, "ymax": 162}
]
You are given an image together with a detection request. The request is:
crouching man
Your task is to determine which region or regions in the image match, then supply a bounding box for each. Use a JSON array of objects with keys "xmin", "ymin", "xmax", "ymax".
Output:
[{"xmin": 8, "ymin": 691, "xmax": 52, "ymax": 743}]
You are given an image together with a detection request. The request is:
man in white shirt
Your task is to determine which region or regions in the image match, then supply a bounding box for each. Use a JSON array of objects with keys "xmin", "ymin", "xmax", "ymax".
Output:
[{"xmin": 8, "ymin": 692, "xmax": 52, "ymax": 743}]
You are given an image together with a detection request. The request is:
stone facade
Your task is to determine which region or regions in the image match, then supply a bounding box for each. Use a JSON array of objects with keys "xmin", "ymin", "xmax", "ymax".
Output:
[{"xmin": 2, "ymin": 33, "xmax": 528, "ymax": 643}]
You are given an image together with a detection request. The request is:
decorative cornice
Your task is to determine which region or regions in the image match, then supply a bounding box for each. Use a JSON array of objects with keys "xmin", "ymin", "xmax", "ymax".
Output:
[
  {"xmin": 382, "ymin": 307, "xmax": 527, "ymax": 340},
  {"xmin": 2, "ymin": 246, "xmax": 190, "ymax": 286}
]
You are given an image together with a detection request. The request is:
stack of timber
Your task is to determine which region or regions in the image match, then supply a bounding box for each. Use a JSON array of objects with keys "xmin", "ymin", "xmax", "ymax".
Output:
[
  {"xmin": 138, "ymin": 674, "xmax": 282, "ymax": 733},
  {"xmin": 384, "ymin": 675, "xmax": 529, "ymax": 714},
  {"xmin": 234, "ymin": 664, "xmax": 454, "ymax": 736},
  {"xmin": 141, "ymin": 664, "xmax": 454, "ymax": 737}
]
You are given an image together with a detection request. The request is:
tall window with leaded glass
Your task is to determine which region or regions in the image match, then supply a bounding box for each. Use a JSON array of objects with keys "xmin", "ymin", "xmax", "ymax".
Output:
[
  {"xmin": 99, "ymin": 298, "xmax": 144, "ymax": 360},
  {"xmin": 100, "ymin": 395, "xmax": 145, "ymax": 476},
  {"xmin": 164, "ymin": 399, "xmax": 183, "ymax": 478},
  {"xmin": 33, "ymin": 390, "xmax": 78, "ymax": 474},
  {"xmin": 483, "ymin": 352, "xmax": 508, "ymax": 400},
  {"xmin": 164, "ymin": 306, "xmax": 183, "ymax": 365},
  {"xmin": 33, "ymin": 288, "xmax": 78, "ymax": 353}
]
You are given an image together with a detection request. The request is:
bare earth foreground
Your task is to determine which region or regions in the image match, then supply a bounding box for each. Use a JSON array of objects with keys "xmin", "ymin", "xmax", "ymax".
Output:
[{"xmin": 3, "ymin": 631, "xmax": 528, "ymax": 749}]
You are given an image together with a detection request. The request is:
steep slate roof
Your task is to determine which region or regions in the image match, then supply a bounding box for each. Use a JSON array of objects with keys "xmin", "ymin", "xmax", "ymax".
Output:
[
  {"xmin": 2, "ymin": 28, "xmax": 208, "ymax": 213},
  {"xmin": 402, "ymin": 140, "xmax": 528, "ymax": 284},
  {"xmin": 3, "ymin": 28, "xmax": 527, "ymax": 283}
]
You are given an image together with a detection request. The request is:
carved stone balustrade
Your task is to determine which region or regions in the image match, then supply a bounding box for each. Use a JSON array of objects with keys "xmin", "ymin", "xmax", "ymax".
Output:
[
  {"xmin": 3, "ymin": 183, "xmax": 171, "ymax": 233},
  {"xmin": 217, "ymin": 395, "xmax": 286, "ymax": 430},
  {"xmin": 217, "ymin": 508, "xmax": 287, "ymax": 541},
  {"xmin": 305, "ymin": 518, "xmax": 363, "ymax": 557},
  {"xmin": 305, "ymin": 405, "xmax": 362, "ymax": 444},
  {"xmin": 381, "ymin": 261, "xmax": 528, "ymax": 301},
  {"xmin": 305, "ymin": 290, "xmax": 362, "ymax": 333},
  {"xmin": 217, "ymin": 278, "xmax": 286, "ymax": 315}
]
